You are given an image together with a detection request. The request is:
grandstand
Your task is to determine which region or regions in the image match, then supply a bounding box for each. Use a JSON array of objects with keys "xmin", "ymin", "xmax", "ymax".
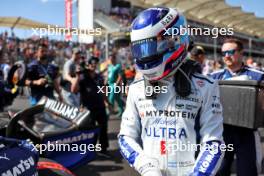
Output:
[
  {"xmin": 94, "ymin": 0, "xmax": 264, "ymax": 63},
  {"xmin": 0, "ymin": 0, "xmax": 263, "ymax": 64}
]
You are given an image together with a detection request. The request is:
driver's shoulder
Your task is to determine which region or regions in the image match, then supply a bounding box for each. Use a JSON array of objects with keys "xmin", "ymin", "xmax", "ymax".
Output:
[
  {"xmin": 191, "ymin": 73, "xmax": 216, "ymax": 90},
  {"xmin": 129, "ymin": 78, "xmax": 144, "ymax": 89},
  {"xmin": 127, "ymin": 78, "xmax": 145, "ymax": 97}
]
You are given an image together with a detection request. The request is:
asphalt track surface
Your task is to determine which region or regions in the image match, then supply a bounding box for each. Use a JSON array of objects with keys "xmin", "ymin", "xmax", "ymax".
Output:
[{"xmin": 2, "ymin": 96, "xmax": 264, "ymax": 176}]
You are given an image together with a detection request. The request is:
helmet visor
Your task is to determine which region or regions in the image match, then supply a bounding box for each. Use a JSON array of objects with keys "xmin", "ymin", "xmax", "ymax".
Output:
[{"xmin": 131, "ymin": 37, "xmax": 168, "ymax": 70}]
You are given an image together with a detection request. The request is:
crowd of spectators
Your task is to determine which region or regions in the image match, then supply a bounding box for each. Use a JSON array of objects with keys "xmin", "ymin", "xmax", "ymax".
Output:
[
  {"xmin": 0, "ymin": 29, "xmax": 263, "ymax": 88},
  {"xmin": 0, "ymin": 27, "xmax": 264, "ymax": 156},
  {"xmin": 188, "ymin": 20, "xmax": 264, "ymax": 53},
  {"xmin": 0, "ymin": 31, "xmax": 136, "ymax": 155},
  {"xmin": 94, "ymin": 8, "xmax": 133, "ymax": 28}
]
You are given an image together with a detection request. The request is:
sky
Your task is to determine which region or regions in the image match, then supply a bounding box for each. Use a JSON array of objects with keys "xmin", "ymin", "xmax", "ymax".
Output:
[
  {"xmin": 0, "ymin": 0, "xmax": 78, "ymax": 39},
  {"xmin": 226, "ymin": 0, "xmax": 264, "ymax": 18},
  {"xmin": 0, "ymin": 0, "xmax": 263, "ymax": 38}
]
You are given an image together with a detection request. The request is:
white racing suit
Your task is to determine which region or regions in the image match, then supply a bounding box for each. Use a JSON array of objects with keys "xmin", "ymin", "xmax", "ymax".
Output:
[{"xmin": 118, "ymin": 73, "xmax": 225, "ymax": 176}]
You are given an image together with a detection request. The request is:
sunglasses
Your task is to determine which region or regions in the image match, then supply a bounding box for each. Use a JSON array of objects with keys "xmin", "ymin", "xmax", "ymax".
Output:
[{"xmin": 221, "ymin": 49, "xmax": 236, "ymax": 57}]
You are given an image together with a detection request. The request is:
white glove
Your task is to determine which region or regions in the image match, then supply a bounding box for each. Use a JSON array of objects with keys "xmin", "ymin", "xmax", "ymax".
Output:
[{"xmin": 134, "ymin": 154, "xmax": 162, "ymax": 176}]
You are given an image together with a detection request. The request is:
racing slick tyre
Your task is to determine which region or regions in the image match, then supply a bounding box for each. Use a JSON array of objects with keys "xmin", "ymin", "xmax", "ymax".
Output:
[{"xmin": 37, "ymin": 158, "xmax": 76, "ymax": 176}]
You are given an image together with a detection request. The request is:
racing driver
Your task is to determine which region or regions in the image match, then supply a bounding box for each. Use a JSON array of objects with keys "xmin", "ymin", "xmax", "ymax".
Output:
[{"xmin": 118, "ymin": 7, "xmax": 225, "ymax": 176}]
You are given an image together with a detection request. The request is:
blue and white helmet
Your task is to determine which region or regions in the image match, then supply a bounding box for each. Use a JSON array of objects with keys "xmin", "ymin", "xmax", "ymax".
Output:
[{"xmin": 131, "ymin": 7, "xmax": 189, "ymax": 81}]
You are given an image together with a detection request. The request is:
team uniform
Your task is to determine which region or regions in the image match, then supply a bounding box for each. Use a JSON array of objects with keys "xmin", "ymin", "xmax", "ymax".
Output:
[
  {"xmin": 79, "ymin": 70, "xmax": 109, "ymax": 151},
  {"xmin": 27, "ymin": 60, "xmax": 58, "ymax": 105},
  {"xmin": 107, "ymin": 63, "xmax": 124, "ymax": 115},
  {"xmin": 118, "ymin": 73, "xmax": 224, "ymax": 176},
  {"xmin": 118, "ymin": 7, "xmax": 225, "ymax": 176},
  {"xmin": 211, "ymin": 64, "xmax": 264, "ymax": 176}
]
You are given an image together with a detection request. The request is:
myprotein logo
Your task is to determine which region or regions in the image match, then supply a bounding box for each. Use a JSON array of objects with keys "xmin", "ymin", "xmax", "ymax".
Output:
[
  {"xmin": 1, "ymin": 157, "xmax": 36, "ymax": 176},
  {"xmin": 144, "ymin": 110, "xmax": 196, "ymax": 119}
]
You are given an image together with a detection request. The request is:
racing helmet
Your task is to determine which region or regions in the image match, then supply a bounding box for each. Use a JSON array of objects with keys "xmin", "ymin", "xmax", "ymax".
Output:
[{"xmin": 131, "ymin": 7, "xmax": 189, "ymax": 81}]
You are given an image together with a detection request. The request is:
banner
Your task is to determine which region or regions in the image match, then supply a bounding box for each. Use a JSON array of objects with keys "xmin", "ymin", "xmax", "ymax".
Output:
[
  {"xmin": 65, "ymin": 0, "xmax": 72, "ymax": 41},
  {"xmin": 78, "ymin": 0, "xmax": 94, "ymax": 44}
]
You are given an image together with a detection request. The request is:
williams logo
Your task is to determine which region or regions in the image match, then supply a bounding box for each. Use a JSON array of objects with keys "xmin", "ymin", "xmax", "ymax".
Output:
[
  {"xmin": 44, "ymin": 99, "xmax": 78, "ymax": 119},
  {"xmin": 42, "ymin": 98, "xmax": 89, "ymax": 121}
]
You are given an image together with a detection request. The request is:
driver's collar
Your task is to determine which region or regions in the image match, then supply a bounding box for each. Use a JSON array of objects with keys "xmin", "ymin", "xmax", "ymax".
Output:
[
  {"xmin": 227, "ymin": 62, "xmax": 246, "ymax": 75},
  {"xmin": 155, "ymin": 76, "xmax": 174, "ymax": 86}
]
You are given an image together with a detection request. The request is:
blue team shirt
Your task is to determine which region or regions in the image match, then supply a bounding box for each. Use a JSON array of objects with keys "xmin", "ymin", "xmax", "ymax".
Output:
[
  {"xmin": 210, "ymin": 65, "xmax": 264, "ymax": 81},
  {"xmin": 27, "ymin": 60, "xmax": 59, "ymax": 105}
]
